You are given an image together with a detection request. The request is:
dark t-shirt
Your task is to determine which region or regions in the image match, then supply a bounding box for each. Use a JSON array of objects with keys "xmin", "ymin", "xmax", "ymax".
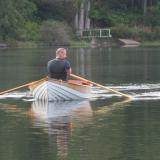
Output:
[{"xmin": 47, "ymin": 58, "xmax": 71, "ymax": 80}]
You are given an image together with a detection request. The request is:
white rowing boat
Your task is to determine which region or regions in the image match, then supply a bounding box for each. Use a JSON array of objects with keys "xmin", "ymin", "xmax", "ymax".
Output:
[{"xmin": 29, "ymin": 78, "xmax": 92, "ymax": 101}]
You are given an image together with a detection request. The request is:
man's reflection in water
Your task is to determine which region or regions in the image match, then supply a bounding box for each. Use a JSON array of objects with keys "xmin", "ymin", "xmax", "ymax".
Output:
[
  {"xmin": 48, "ymin": 116, "xmax": 72, "ymax": 159},
  {"xmin": 31, "ymin": 100, "xmax": 93, "ymax": 159}
]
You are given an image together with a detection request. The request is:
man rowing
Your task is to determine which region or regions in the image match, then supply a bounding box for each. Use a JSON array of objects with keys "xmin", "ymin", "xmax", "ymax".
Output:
[{"xmin": 47, "ymin": 48, "xmax": 72, "ymax": 81}]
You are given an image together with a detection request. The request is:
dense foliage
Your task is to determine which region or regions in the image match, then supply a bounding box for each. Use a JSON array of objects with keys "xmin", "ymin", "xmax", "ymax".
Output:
[{"xmin": 0, "ymin": 0, "xmax": 160, "ymax": 45}]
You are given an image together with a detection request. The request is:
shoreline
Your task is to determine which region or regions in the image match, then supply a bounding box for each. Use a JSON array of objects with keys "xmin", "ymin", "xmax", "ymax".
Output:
[{"xmin": 1, "ymin": 40, "xmax": 160, "ymax": 49}]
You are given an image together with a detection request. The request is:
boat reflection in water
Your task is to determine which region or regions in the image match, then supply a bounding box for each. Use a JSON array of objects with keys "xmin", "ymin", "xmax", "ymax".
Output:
[{"xmin": 31, "ymin": 100, "xmax": 93, "ymax": 159}]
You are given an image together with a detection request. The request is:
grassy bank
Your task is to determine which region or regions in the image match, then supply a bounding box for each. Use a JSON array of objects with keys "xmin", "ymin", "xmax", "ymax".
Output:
[
  {"xmin": 6, "ymin": 40, "xmax": 91, "ymax": 48},
  {"xmin": 140, "ymin": 41, "xmax": 160, "ymax": 47}
]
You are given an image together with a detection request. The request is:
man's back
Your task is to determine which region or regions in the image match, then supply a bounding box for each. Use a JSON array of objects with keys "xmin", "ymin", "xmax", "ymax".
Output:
[{"xmin": 47, "ymin": 58, "xmax": 70, "ymax": 81}]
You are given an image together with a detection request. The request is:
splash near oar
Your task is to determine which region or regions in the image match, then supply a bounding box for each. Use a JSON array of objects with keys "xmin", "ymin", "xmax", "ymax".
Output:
[
  {"xmin": 0, "ymin": 77, "xmax": 47, "ymax": 95},
  {"xmin": 70, "ymin": 74, "xmax": 133, "ymax": 100}
]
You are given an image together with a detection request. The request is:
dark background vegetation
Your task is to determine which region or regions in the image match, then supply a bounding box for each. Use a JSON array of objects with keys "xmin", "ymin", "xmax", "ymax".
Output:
[{"xmin": 0, "ymin": 0, "xmax": 160, "ymax": 46}]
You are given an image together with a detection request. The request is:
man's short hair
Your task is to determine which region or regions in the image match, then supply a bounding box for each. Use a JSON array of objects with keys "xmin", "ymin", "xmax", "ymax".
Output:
[{"xmin": 56, "ymin": 48, "xmax": 66, "ymax": 55}]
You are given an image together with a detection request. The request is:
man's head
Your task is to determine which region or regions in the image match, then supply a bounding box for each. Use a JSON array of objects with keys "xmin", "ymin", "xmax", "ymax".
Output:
[{"xmin": 56, "ymin": 48, "xmax": 67, "ymax": 59}]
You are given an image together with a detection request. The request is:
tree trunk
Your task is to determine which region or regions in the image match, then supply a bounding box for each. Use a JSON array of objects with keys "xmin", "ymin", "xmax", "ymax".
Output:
[
  {"xmin": 131, "ymin": 0, "xmax": 135, "ymax": 9},
  {"xmin": 85, "ymin": 0, "xmax": 91, "ymax": 29},
  {"xmin": 143, "ymin": 0, "xmax": 147, "ymax": 15},
  {"xmin": 75, "ymin": 10, "xmax": 79, "ymax": 31},
  {"xmin": 79, "ymin": 0, "xmax": 85, "ymax": 37}
]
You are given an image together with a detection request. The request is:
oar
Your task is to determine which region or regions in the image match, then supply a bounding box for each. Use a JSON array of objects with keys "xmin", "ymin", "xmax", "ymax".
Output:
[
  {"xmin": 70, "ymin": 74, "xmax": 132, "ymax": 100},
  {"xmin": 0, "ymin": 77, "xmax": 47, "ymax": 95}
]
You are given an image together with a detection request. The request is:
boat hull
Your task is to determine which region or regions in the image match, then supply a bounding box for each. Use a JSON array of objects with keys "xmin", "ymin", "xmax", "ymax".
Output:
[{"xmin": 30, "ymin": 79, "xmax": 92, "ymax": 101}]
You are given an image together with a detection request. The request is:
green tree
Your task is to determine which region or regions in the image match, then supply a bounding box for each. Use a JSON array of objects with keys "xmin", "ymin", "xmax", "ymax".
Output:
[
  {"xmin": 0, "ymin": 0, "xmax": 36, "ymax": 41},
  {"xmin": 39, "ymin": 20, "xmax": 72, "ymax": 45},
  {"xmin": 33, "ymin": 0, "xmax": 67, "ymax": 20}
]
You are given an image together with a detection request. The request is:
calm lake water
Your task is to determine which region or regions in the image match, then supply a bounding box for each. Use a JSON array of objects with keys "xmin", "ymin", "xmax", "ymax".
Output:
[{"xmin": 0, "ymin": 47, "xmax": 160, "ymax": 160}]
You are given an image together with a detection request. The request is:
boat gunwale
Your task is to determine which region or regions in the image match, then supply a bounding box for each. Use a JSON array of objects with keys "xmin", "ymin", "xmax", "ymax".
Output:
[{"xmin": 48, "ymin": 78, "xmax": 93, "ymax": 87}]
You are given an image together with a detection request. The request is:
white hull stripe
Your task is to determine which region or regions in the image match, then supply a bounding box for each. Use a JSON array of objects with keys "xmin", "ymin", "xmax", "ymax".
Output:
[
  {"xmin": 47, "ymin": 83, "xmax": 81, "ymax": 100},
  {"xmin": 32, "ymin": 81, "xmax": 91, "ymax": 101}
]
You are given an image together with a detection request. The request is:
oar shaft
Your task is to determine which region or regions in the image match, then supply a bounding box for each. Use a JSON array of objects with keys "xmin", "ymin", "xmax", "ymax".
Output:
[
  {"xmin": 0, "ymin": 77, "xmax": 47, "ymax": 95},
  {"xmin": 70, "ymin": 74, "xmax": 132, "ymax": 99},
  {"xmin": 0, "ymin": 83, "xmax": 30, "ymax": 95}
]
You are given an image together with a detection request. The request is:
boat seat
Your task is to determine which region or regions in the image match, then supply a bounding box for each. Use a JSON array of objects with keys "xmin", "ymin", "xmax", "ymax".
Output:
[{"xmin": 68, "ymin": 80, "xmax": 93, "ymax": 86}]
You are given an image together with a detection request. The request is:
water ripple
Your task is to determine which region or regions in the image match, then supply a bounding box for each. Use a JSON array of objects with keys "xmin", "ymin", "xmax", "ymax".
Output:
[
  {"xmin": 1, "ymin": 83, "xmax": 160, "ymax": 101},
  {"xmin": 92, "ymin": 83, "xmax": 160, "ymax": 101}
]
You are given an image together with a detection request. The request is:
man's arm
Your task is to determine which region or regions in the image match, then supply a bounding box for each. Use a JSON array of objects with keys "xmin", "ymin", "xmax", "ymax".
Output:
[
  {"xmin": 67, "ymin": 68, "xmax": 72, "ymax": 75},
  {"xmin": 65, "ymin": 60, "xmax": 72, "ymax": 75}
]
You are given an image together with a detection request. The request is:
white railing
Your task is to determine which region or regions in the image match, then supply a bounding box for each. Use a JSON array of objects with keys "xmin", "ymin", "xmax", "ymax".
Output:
[{"xmin": 82, "ymin": 28, "xmax": 112, "ymax": 38}]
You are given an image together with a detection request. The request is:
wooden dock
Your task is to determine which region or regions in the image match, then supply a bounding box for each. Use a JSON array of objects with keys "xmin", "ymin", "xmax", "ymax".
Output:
[
  {"xmin": 118, "ymin": 39, "xmax": 140, "ymax": 47},
  {"xmin": 0, "ymin": 43, "xmax": 8, "ymax": 48}
]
